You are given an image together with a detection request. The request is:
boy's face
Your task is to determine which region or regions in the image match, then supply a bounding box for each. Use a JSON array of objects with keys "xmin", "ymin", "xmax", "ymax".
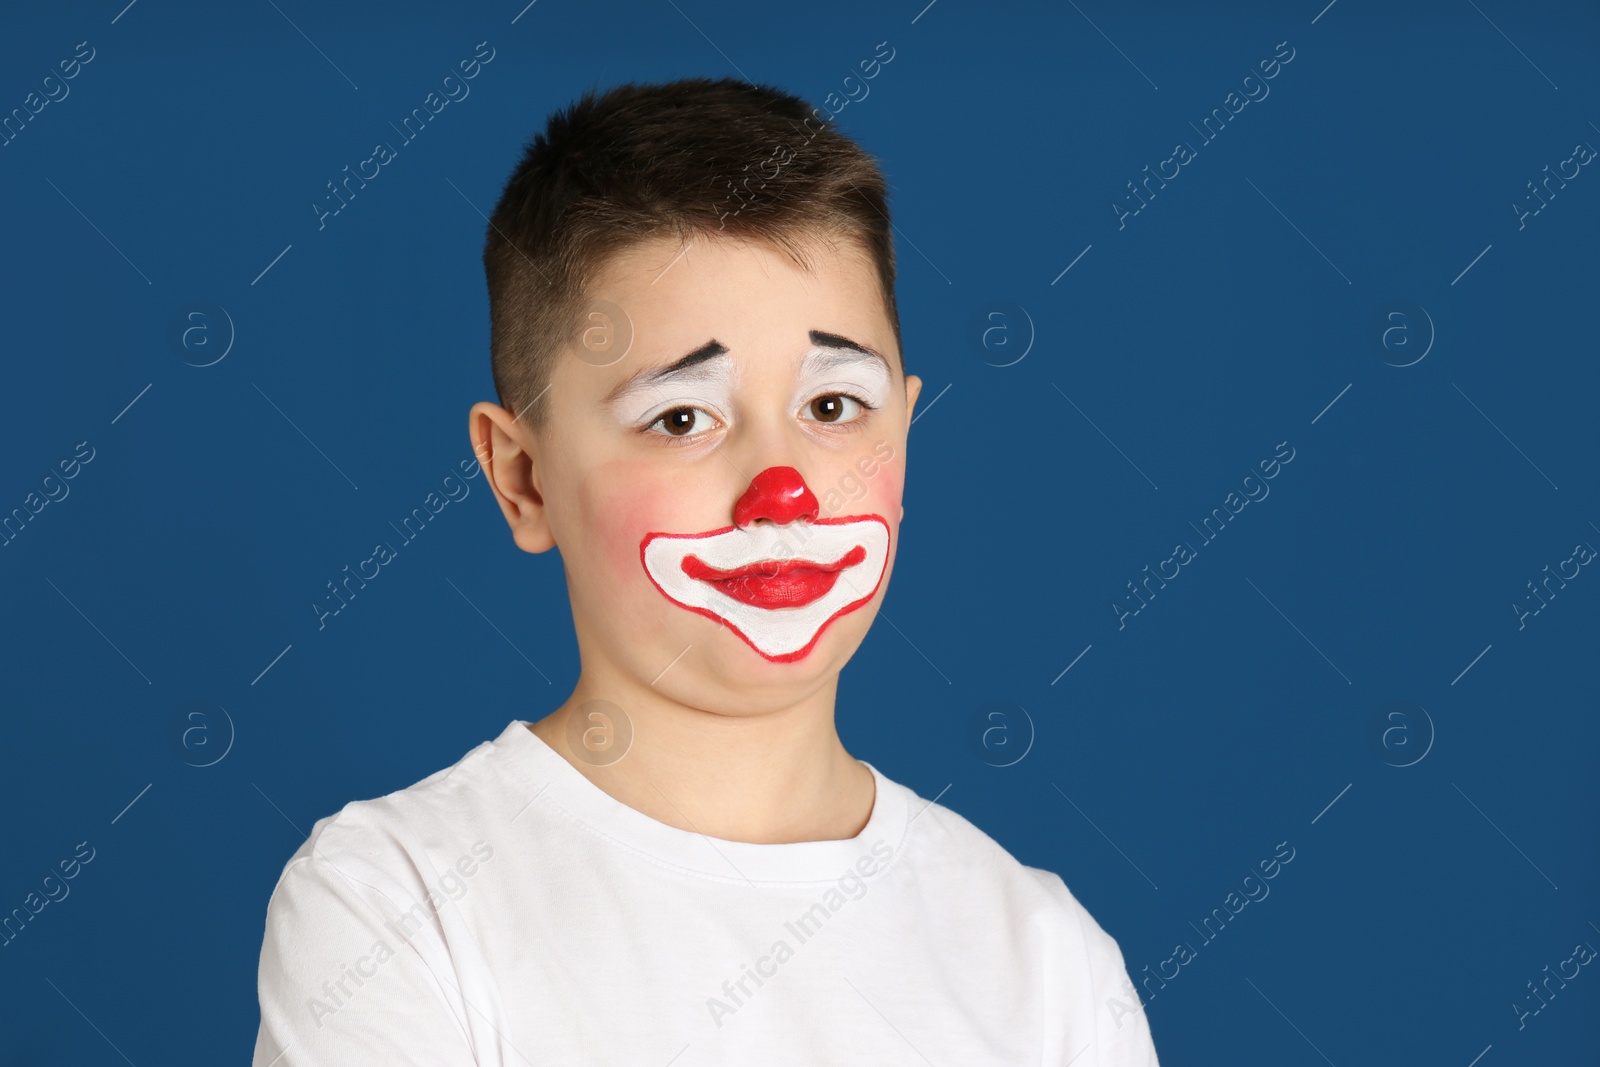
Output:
[{"xmin": 475, "ymin": 234, "xmax": 921, "ymax": 713}]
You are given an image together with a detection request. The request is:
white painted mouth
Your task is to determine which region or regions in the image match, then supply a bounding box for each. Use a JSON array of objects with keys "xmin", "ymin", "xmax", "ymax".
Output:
[{"xmin": 639, "ymin": 516, "xmax": 890, "ymax": 662}]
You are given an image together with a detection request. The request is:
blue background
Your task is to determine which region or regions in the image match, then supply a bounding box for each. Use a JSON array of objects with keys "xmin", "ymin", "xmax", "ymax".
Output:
[{"xmin": 2, "ymin": 0, "xmax": 1596, "ymax": 1063}]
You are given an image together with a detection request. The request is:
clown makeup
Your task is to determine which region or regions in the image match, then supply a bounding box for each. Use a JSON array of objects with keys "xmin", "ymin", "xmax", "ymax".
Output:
[
  {"xmin": 785, "ymin": 334, "xmax": 894, "ymax": 423},
  {"xmin": 640, "ymin": 465, "xmax": 890, "ymax": 663},
  {"xmin": 621, "ymin": 334, "xmax": 896, "ymax": 662},
  {"xmin": 606, "ymin": 340, "xmax": 741, "ymax": 433},
  {"xmin": 606, "ymin": 333, "xmax": 892, "ymax": 442}
]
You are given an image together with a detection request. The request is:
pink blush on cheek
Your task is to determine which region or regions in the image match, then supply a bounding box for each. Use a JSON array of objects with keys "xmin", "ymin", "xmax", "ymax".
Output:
[
  {"xmin": 817, "ymin": 446, "xmax": 905, "ymax": 519},
  {"xmin": 854, "ymin": 470, "xmax": 903, "ymax": 529},
  {"xmin": 591, "ymin": 488, "xmax": 683, "ymax": 581}
]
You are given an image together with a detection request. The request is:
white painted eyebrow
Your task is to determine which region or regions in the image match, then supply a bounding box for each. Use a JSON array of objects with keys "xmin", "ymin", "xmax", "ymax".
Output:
[
  {"xmin": 608, "ymin": 358, "xmax": 737, "ymax": 415},
  {"xmin": 605, "ymin": 337, "xmax": 890, "ymax": 419},
  {"xmin": 798, "ymin": 345, "xmax": 893, "ymax": 380}
]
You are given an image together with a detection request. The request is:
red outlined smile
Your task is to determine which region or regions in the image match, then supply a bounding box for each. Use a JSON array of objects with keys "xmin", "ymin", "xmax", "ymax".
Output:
[
  {"xmin": 639, "ymin": 515, "xmax": 891, "ymax": 662},
  {"xmin": 681, "ymin": 545, "xmax": 868, "ymax": 609}
]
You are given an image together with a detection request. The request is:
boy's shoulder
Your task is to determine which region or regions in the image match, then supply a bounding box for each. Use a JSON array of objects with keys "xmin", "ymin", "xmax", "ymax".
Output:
[
  {"xmin": 267, "ymin": 724, "xmax": 513, "ymax": 897},
  {"xmin": 888, "ymin": 775, "xmax": 1117, "ymax": 941},
  {"xmin": 890, "ymin": 780, "xmax": 1138, "ymax": 1008}
]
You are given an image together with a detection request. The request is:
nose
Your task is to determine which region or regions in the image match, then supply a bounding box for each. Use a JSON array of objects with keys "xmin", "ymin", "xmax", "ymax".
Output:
[{"xmin": 733, "ymin": 466, "xmax": 819, "ymax": 527}]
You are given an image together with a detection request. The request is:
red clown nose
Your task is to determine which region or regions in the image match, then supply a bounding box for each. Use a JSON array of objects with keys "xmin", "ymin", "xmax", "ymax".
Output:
[{"xmin": 733, "ymin": 466, "xmax": 820, "ymax": 527}]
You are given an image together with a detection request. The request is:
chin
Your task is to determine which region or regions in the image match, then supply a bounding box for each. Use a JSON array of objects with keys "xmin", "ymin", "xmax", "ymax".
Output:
[{"xmin": 671, "ymin": 613, "xmax": 875, "ymax": 711}]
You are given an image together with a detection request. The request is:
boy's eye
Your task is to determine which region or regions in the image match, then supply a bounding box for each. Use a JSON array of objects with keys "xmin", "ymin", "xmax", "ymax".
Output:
[
  {"xmin": 805, "ymin": 393, "xmax": 866, "ymax": 424},
  {"xmin": 647, "ymin": 406, "xmax": 716, "ymax": 437}
]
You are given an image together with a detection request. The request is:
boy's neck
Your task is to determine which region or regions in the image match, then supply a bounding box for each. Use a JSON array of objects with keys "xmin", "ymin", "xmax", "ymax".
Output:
[{"xmin": 525, "ymin": 680, "xmax": 877, "ymax": 846}]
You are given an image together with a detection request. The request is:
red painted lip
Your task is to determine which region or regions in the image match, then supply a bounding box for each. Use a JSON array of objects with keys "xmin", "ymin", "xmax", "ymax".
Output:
[{"xmin": 681, "ymin": 545, "xmax": 867, "ymax": 609}]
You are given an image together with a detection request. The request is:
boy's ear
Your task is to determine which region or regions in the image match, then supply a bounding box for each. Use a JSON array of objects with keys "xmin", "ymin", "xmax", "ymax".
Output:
[
  {"xmin": 899, "ymin": 374, "xmax": 922, "ymax": 525},
  {"xmin": 903, "ymin": 373, "xmax": 923, "ymax": 423},
  {"xmin": 468, "ymin": 401, "xmax": 556, "ymax": 554}
]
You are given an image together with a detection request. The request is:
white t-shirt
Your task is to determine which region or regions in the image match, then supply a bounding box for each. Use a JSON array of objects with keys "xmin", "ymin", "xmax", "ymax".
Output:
[{"xmin": 252, "ymin": 720, "xmax": 1160, "ymax": 1065}]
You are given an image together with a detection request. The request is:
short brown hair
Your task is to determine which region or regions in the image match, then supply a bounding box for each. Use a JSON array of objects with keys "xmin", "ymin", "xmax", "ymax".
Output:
[{"xmin": 481, "ymin": 76, "xmax": 902, "ymax": 431}]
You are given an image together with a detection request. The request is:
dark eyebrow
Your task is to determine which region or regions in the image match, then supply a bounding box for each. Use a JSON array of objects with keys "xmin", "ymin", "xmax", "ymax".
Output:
[
  {"xmin": 654, "ymin": 339, "xmax": 730, "ymax": 379},
  {"xmin": 809, "ymin": 330, "xmax": 890, "ymax": 370},
  {"xmin": 602, "ymin": 340, "xmax": 730, "ymax": 405}
]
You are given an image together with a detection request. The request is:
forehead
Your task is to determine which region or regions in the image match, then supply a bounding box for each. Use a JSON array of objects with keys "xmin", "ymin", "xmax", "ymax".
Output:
[{"xmin": 579, "ymin": 233, "xmax": 897, "ymax": 365}]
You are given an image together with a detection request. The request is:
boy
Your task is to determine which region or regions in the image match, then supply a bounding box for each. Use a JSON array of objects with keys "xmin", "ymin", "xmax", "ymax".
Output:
[{"xmin": 253, "ymin": 76, "xmax": 1160, "ymax": 1065}]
